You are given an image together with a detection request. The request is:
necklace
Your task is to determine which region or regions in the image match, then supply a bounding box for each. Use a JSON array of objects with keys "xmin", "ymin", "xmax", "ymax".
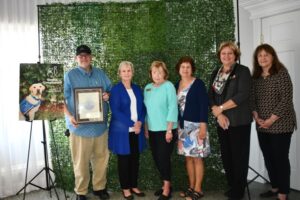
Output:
[{"xmin": 262, "ymin": 72, "xmax": 270, "ymax": 79}]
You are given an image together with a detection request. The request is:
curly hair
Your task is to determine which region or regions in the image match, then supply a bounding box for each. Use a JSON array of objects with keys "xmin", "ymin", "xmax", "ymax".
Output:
[{"xmin": 175, "ymin": 56, "xmax": 196, "ymax": 75}]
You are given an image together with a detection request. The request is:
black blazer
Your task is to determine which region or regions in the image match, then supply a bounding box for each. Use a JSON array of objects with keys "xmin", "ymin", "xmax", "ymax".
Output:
[{"xmin": 208, "ymin": 63, "xmax": 253, "ymax": 127}]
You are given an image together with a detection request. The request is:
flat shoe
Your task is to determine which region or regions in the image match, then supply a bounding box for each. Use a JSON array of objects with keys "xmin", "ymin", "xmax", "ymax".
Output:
[
  {"xmin": 123, "ymin": 193, "xmax": 134, "ymax": 200},
  {"xmin": 260, "ymin": 190, "xmax": 278, "ymax": 198},
  {"xmin": 154, "ymin": 189, "xmax": 163, "ymax": 196},
  {"xmin": 93, "ymin": 189, "xmax": 110, "ymax": 200},
  {"xmin": 76, "ymin": 195, "xmax": 87, "ymax": 200},
  {"xmin": 130, "ymin": 189, "xmax": 145, "ymax": 197},
  {"xmin": 158, "ymin": 194, "xmax": 171, "ymax": 200}
]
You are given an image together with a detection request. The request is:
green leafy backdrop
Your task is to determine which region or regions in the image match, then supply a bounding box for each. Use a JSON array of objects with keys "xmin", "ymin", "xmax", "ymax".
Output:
[{"xmin": 39, "ymin": 0, "xmax": 235, "ymax": 192}]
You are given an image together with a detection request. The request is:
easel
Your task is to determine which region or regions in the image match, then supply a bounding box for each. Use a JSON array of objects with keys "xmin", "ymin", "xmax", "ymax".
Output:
[
  {"xmin": 16, "ymin": 5, "xmax": 69, "ymax": 199},
  {"xmin": 244, "ymin": 166, "xmax": 270, "ymax": 200},
  {"xmin": 16, "ymin": 120, "xmax": 67, "ymax": 200},
  {"xmin": 248, "ymin": 166, "xmax": 270, "ymax": 185},
  {"xmin": 234, "ymin": 1, "xmax": 269, "ymax": 198}
]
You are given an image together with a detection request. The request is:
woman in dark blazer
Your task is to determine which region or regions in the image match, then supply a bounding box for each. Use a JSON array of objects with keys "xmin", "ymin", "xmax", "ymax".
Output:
[
  {"xmin": 109, "ymin": 61, "xmax": 146, "ymax": 200},
  {"xmin": 208, "ymin": 41, "xmax": 252, "ymax": 200}
]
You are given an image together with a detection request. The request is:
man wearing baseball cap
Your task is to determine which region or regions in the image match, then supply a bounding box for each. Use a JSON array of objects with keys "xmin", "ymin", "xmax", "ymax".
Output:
[{"xmin": 64, "ymin": 44, "xmax": 111, "ymax": 200}]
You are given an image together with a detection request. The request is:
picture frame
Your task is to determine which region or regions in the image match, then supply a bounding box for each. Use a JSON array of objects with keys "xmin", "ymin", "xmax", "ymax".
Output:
[{"xmin": 74, "ymin": 87, "xmax": 103, "ymax": 124}]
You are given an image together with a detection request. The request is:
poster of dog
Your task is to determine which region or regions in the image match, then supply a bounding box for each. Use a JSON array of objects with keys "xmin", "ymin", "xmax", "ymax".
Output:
[{"xmin": 19, "ymin": 63, "xmax": 64, "ymax": 121}]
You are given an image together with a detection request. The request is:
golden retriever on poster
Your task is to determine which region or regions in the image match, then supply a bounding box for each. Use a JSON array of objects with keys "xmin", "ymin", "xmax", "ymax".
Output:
[{"xmin": 19, "ymin": 83, "xmax": 46, "ymax": 121}]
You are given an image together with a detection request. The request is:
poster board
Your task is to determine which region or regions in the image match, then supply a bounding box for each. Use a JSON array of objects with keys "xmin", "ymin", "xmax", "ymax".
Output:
[{"xmin": 19, "ymin": 63, "xmax": 64, "ymax": 121}]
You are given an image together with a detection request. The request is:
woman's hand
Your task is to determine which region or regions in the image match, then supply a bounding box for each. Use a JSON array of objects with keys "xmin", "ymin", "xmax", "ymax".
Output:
[
  {"xmin": 259, "ymin": 118, "xmax": 274, "ymax": 129},
  {"xmin": 252, "ymin": 111, "xmax": 259, "ymax": 120},
  {"xmin": 255, "ymin": 118, "xmax": 264, "ymax": 127},
  {"xmin": 134, "ymin": 121, "xmax": 142, "ymax": 134},
  {"xmin": 217, "ymin": 114, "xmax": 230, "ymax": 130},
  {"xmin": 254, "ymin": 112, "xmax": 277, "ymax": 129},
  {"xmin": 198, "ymin": 129, "xmax": 206, "ymax": 139},
  {"xmin": 258, "ymin": 114, "xmax": 278, "ymax": 129},
  {"xmin": 178, "ymin": 140, "xmax": 183, "ymax": 151},
  {"xmin": 165, "ymin": 130, "xmax": 173, "ymax": 143},
  {"xmin": 144, "ymin": 124, "xmax": 149, "ymax": 139},
  {"xmin": 212, "ymin": 105, "xmax": 223, "ymax": 117},
  {"xmin": 253, "ymin": 111, "xmax": 264, "ymax": 125},
  {"xmin": 197, "ymin": 129, "xmax": 207, "ymax": 145}
]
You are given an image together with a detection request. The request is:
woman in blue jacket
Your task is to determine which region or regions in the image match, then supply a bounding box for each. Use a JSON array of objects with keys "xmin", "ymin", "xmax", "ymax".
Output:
[{"xmin": 109, "ymin": 61, "xmax": 146, "ymax": 200}]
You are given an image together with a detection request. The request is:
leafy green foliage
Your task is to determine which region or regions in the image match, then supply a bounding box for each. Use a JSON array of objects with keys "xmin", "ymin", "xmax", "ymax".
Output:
[{"xmin": 40, "ymin": 0, "xmax": 235, "ymax": 192}]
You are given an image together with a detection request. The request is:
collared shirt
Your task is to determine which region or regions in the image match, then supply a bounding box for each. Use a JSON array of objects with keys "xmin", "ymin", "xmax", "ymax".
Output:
[{"xmin": 64, "ymin": 66, "xmax": 111, "ymax": 137}]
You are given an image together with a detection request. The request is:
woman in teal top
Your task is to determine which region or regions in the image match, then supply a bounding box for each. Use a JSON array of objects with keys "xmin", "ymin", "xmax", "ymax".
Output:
[{"xmin": 144, "ymin": 61, "xmax": 178, "ymax": 200}]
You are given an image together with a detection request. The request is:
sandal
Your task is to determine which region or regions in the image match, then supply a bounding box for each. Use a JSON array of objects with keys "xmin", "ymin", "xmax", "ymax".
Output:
[
  {"xmin": 189, "ymin": 191, "xmax": 204, "ymax": 200},
  {"xmin": 179, "ymin": 188, "xmax": 194, "ymax": 197}
]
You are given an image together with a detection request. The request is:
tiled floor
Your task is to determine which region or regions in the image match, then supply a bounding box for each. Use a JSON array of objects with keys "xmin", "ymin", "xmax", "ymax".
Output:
[{"xmin": 3, "ymin": 181, "xmax": 300, "ymax": 200}]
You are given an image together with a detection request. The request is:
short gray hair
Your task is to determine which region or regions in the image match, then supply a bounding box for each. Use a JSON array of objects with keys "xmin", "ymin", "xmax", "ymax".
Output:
[{"xmin": 118, "ymin": 61, "xmax": 134, "ymax": 74}]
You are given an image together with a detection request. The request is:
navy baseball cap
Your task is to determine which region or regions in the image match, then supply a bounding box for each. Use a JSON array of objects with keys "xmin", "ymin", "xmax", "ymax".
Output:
[{"xmin": 76, "ymin": 45, "xmax": 91, "ymax": 55}]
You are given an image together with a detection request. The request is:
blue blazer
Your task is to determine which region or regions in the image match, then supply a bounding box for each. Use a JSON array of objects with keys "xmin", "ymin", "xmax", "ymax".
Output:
[{"xmin": 108, "ymin": 82, "xmax": 146, "ymax": 155}]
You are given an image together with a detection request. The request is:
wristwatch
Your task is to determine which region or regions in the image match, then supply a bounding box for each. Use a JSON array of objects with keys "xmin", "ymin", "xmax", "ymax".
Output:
[
  {"xmin": 167, "ymin": 130, "xmax": 172, "ymax": 134},
  {"xmin": 219, "ymin": 105, "xmax": 224, "ymax": 111}
]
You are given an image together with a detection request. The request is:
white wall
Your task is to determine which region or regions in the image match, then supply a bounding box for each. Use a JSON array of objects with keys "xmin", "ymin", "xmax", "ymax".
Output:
[
  {"xmin": 239, "ymin": 7, "xmax": 253, "ymax": 68},
  {"xmin": 239, "ymin": 0, "xmax": 300, "ymax": 190},
  {"xmin": 236, "ymin": 6, "xmax": 266, "ymax": 182}
]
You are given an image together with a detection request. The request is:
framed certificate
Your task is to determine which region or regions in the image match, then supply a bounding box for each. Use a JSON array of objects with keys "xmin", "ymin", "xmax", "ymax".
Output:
[{"xmin": 74, "ymin": 87, "xmax": 103, "ymax": 123}]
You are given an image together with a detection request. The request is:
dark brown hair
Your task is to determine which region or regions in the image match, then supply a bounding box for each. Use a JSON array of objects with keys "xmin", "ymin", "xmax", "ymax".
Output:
[
  {"xmin": 175, "ymin": 56, "xmax": 196, "ymax": 75},
  {"xmin": 217, "ymin": 41, "xmax": 241, "ymax": 61},
  {"xmin": 252, "ymin": 43, "xmax": 284, "ymax": 79}
]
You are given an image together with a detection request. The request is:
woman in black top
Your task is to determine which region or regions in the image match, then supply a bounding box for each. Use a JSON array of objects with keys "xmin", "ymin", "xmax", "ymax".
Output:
[
  {"xmin": 208, "ymin": 41, "xmax": 252, "ymax": 200},
  {"xmin": 251, "ymin": 44, "xmax": 296, "ymax": 200}
]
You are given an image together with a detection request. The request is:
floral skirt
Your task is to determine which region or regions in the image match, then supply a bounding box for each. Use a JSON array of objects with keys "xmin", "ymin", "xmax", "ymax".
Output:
[{"xmin": 178, "ymin": 120, "xmax": 210, "ymax": 158}]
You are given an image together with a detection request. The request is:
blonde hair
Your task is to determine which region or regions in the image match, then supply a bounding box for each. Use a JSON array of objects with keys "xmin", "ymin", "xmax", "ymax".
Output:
[
  {"xmin": 118, "ymin": 61, "xmax": 134, "ymax": 75},
  {"xmin": 149, "ymin": 61, "xmax": 169, "ymax": 81}
]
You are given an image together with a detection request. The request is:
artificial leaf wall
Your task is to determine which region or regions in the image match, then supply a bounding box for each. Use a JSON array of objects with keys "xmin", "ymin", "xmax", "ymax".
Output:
[{"xmin": 39, "ymin": 0, "xmax": 234, "ymax": 191}]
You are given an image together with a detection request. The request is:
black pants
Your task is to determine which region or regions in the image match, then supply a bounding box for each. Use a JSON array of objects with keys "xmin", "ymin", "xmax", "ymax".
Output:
[
  {"xmin": 117, "ymin": 132, "xmax": 140, "ymax": 189},
  {"xmin": 258, "ymin": 131, "xmax": 292, "ymax": 194},
  {"xmin": 148, "ymin": 130, "xmax": 176, "ymax": 181},
  {"xmin": 217, "ymin": 124, "xmax": 251, "ymax": 199}
]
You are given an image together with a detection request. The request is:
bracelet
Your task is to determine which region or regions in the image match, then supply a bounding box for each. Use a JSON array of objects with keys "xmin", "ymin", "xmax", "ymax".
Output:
[{"xmin": 167, "ymin": 130, "xmax": 172, "ymax": 134}]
